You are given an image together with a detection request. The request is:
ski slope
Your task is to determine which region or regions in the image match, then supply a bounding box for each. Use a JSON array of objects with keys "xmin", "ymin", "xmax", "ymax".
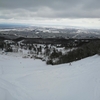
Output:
[{"xmin": 0, "ymin": 53, "xmax": 100, "ymax": 100}]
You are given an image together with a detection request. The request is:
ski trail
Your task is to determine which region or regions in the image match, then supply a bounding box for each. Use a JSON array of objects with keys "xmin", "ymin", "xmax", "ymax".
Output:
[
  {"xmin": 94, "ymin": 78, "xmax": 100, "ymax": 100},
  {"xmin": 0, "ymin": 78, "xmax": 34, "ymax": 100}
]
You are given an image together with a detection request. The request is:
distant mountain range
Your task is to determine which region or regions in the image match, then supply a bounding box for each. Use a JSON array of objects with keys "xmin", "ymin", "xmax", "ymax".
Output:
[{"xmin": 0, "ymin": 24, "xmax": 100, "ymax": 39}]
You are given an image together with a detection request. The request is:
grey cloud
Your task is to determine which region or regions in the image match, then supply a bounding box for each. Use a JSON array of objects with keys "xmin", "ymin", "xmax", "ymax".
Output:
[
  {"xmin": 0, "ymin": 0, "xmax": 100, "ymax": 19},
  {"xmin": 82, "ymin": 0, "xmax": 100, "ymax": 10},
  {"xmin": 0, "ymin": 0, "xmax": 83, "ymax": 9}
]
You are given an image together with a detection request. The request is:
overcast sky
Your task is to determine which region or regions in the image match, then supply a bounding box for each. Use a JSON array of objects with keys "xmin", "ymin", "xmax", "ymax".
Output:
[{"xmin": 0, "ymin": 0, "xmax": 100, "ymax": 28}]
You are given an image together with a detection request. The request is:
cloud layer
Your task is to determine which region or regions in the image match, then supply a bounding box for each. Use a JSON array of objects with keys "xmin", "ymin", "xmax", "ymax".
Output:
[
  {"xmin": 0, "ymin": 0, "xmax": 100, "ymax": 18},
  {"xmin": 0, "ymin": 0, "xmax": 100, "ymax": 28}
]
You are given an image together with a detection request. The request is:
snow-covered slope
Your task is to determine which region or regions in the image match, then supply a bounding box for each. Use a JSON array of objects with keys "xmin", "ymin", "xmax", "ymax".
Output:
[{"xmin": 0, "ymin": 53, "xmax": 100, "ymax": 100}]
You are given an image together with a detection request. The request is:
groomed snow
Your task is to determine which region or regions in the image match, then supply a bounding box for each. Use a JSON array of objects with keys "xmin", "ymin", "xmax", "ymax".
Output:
[{"xmin": 0, "ymin": 53, "xmax": 100, "ymax": 100}]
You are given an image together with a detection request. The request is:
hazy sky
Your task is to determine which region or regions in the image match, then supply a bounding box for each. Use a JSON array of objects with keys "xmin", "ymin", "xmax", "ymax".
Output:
[{"xmin": 0, "ymin": 0, "xmax": 100, "ymax": 28}]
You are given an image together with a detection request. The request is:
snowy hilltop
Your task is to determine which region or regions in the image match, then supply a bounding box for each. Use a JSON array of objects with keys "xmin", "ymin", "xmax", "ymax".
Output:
[
  {"xmin": 0, "ymin": 53, "xmax": 100, "ymax": 100},
  {"xmin": 0, "ymin": 30, "xmax": 100, "ymax": 100}
]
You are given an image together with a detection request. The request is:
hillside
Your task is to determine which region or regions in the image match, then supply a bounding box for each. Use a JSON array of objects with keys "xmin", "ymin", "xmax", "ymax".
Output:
[
  {"xmin": 0, "ymin": 53, "xmax": 100, "ymax": 100},
  {"xmin": 0, "ymin": 27, "xmax": 100, "ymax": 39}
]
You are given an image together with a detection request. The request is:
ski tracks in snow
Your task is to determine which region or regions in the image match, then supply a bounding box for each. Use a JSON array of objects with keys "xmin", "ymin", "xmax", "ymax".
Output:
[{"xmin": 0, "ymin": 78, "xmax": 34, "ymax": 100}]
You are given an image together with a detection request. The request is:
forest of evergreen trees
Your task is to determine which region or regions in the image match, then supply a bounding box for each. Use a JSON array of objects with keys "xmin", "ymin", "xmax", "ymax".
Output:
[
  {"xmin": 0, "ymin": 39, "xmax": 100, "ymax": 65},
  {"xmin": 47, "ymin": 40, "xmax": 100, "ymax": 65}
]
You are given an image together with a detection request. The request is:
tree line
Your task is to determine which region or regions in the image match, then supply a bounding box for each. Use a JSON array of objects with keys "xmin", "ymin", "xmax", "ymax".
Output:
[{"xmin": 47, "ymin": 40, "xmax": 100, "ymax": 65}]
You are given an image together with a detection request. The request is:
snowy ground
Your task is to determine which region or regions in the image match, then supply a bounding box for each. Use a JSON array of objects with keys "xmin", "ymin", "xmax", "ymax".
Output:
[{"xmin": 0, "ymin": 52, "xmax": 100, "ymax": 100}]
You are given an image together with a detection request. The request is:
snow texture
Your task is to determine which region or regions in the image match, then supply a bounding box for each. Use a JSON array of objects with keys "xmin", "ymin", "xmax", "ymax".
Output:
[{"xmin": 0, "ymin": 52, "xmax": 100, "ymax": 100}]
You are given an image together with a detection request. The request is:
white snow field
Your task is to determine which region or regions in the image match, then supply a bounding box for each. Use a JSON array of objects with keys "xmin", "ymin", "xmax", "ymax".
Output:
[{"xmin": 0, "ymin": 53, "xmax": 100, "ymax": 100}]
